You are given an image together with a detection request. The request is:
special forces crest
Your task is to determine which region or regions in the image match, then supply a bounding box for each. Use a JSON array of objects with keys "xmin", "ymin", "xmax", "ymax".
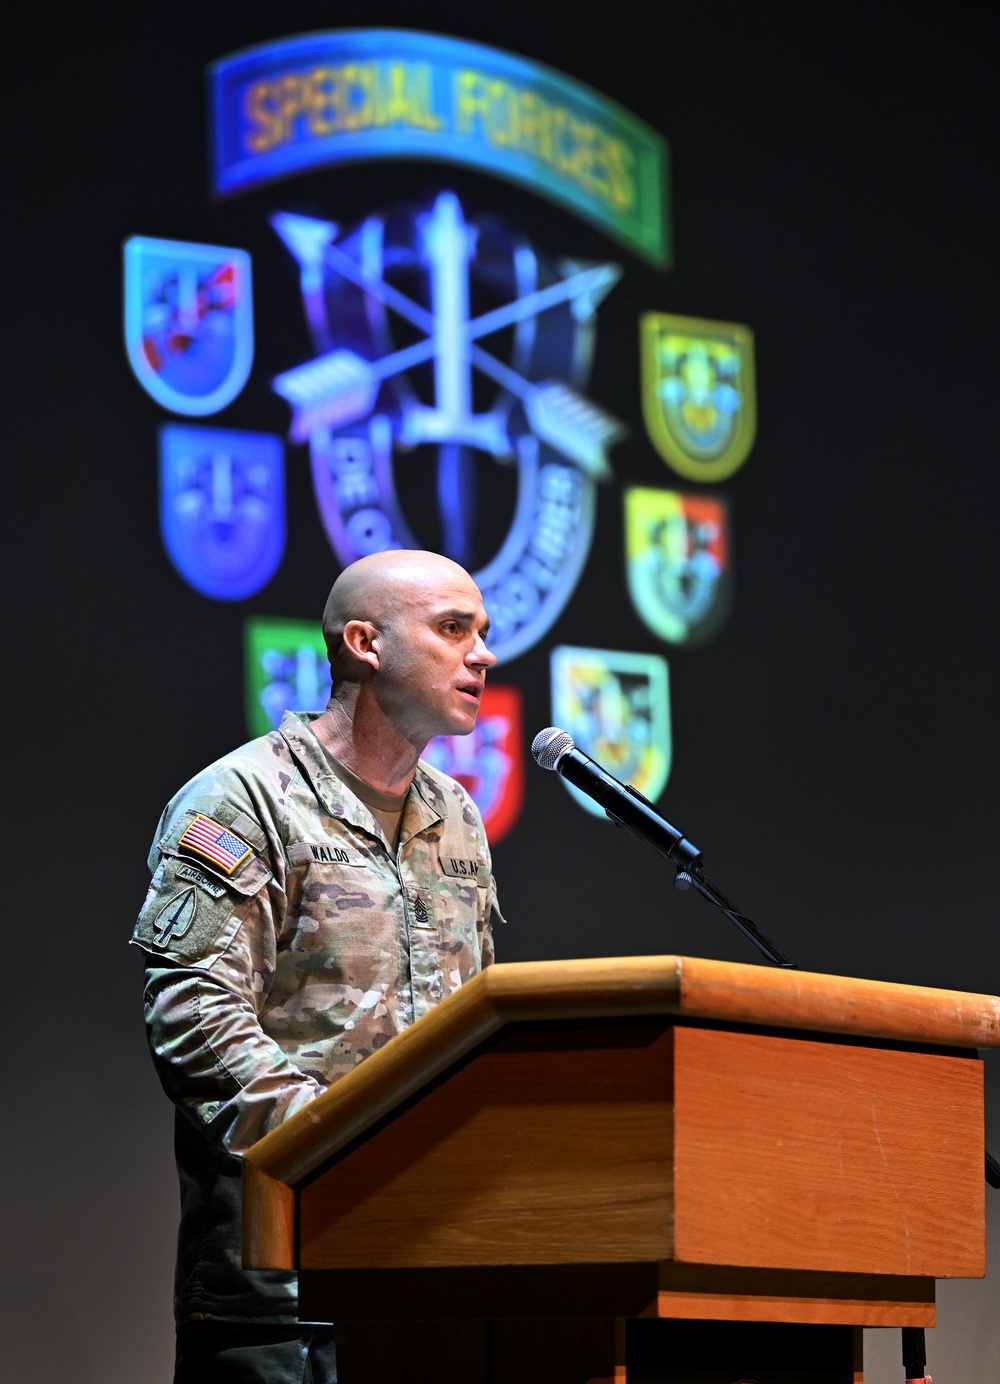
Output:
[
  {"xmin": 271, "ymin": 190, "xmax": 625, "ymax": 663},
  {"xmin": 124, "ymin": 236, "xmax": 254, "ymax": 415},
  {"xmin": 159, "ymin": 425, "xmax": 285, "ymax": 601},
  {"xmin": 124, "ymin": 29, "xmax": 761, "ymax": 852},
  {"xmin": 550, "ymin": 645, "xmax": 672, "ymax": 820},
  {"xmin": 244, "ymin": 616, "xmax": 332, "ymax": 738},
  {"xmin": 640, "ymin": 312, "xmax": 755, "ymax": 483},
  {"xmin": 624, "ymin": 487, "xmax": 732, "ymax": 647}
]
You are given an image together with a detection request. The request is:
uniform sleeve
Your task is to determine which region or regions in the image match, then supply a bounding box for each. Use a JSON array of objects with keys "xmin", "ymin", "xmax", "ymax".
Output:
[
  {"xmin": 479, "ymin": 872, "xmax": 504, "ymax": 969},
  {"xmin": 461, "ymin": 782, "xmax": 504, "ymax": 971},
  {"xmin": 133, "ymin": 797, "xmax": 324, "ymax": 1155},
  {"xmin": 142, "ymin": 909, "xmax": 326, "ymax": 1155}
]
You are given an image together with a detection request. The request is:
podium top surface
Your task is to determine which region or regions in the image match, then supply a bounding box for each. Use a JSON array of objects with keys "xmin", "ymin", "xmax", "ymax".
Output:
[{"xmin": 244, "ymin": 955, "xmax": 1000, "ymax": 1186}]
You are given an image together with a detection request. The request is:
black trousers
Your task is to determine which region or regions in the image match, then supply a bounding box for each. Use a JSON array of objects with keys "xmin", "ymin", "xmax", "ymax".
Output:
[{"xmin": 175, "ymin": 1321, "xmax": 337, "ymax": 1384}]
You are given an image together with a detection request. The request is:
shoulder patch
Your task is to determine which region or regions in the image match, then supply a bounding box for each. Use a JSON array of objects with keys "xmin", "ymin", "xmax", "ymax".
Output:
[
  {"xmin": 178, "ymin": 813, "xmax": 253, "ymax": 874},
  {"xmin": 176, "ymin": 862, "xmax": 228, "ymax": 898},
  {"xmin": 133, "ymin": 850, "xmax": 271, "ymax": 964},
  {"xmin": 152, "ymin": 887, "xmax": 198, "ymax": 945}
]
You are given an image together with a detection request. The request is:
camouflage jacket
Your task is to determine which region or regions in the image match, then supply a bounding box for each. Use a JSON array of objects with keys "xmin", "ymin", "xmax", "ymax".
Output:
[{"xmin": 131, "ymin": 710, "xmax": 501, "ymax": 1323}]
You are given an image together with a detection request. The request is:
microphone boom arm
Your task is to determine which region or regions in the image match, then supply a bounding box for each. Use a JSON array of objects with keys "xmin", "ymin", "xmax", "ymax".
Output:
[
  {"xmin": 610, "ymin": 784, "xmax": 797, "ymax": 970},
  {"xmin": 531, "ymin": 726, "xmax": 797, "ymax": 970},
  {"xmin": 674, "ymin": 861, "xmax": 797, "ymax": 969}
]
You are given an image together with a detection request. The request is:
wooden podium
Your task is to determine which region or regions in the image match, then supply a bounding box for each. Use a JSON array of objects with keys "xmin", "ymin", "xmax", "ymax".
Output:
[{"xmin": 242, "ymin": 957, "xmax": 1000, "ymax": 1383}]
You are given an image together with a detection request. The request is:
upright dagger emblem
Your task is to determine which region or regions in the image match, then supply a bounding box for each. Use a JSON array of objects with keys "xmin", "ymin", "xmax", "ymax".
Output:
[{"xmin": 271, "ymin": 191, "xmax": 626, "ymax": 663}]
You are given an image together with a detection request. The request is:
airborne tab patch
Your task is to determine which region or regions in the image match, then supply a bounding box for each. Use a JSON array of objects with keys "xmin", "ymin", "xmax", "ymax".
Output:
[
  {"xmin": 178, "ymin": 813, "xmax": 253, "ymax": 874},
  {"xmin": 177, "ymin": 863, "xmax": 228, "ymax": 898}
]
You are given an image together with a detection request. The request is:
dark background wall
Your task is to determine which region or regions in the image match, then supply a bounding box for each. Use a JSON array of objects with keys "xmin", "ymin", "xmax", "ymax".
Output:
[{"xmin": 3, "ymin": 3, "xmax": 997, "ymax": 1380}]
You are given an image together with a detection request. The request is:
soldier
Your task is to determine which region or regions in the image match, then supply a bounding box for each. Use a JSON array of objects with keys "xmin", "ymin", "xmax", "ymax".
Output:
[{"xmin": 132, "ymin": 549, "xmax": 503, "ymax": 1384}]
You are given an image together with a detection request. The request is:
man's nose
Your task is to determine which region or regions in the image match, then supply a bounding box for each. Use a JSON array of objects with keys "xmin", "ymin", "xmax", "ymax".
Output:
[{"xmin": 468, "ymin": 636, "xmax": 497, "ymax": 669}]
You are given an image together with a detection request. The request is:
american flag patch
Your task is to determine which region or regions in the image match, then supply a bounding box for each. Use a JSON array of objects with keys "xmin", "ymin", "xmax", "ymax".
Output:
[{"xmin": 177, "ymin": 814, "xmax": 253, "ymax": 874}]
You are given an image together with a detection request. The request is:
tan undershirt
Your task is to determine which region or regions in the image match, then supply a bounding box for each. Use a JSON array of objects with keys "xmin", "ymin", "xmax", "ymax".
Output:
[{"xmin": 323, "ymin": 749, "xmax": 408, "ymax": 851}]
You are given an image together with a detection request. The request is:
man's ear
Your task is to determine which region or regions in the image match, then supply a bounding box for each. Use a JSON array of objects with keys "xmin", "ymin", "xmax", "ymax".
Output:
[{"xmin": 341, "ymin": 619, "xmax": 380, "ymax": 673}]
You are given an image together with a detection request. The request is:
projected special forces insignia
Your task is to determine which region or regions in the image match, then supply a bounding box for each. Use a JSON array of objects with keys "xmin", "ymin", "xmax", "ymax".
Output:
[
  {"xmin": 624, "ymin": 487, "xmax": 732, "ymax": 647},
  {"xmin": 640, "ymin": 312, "xmax": 755, "ymax": 483},
  {"xmin": 271, "ymin": 190, "xmax": 625, "ymax": 663},
  {"xmin": 243, "ymin": 616, "xmax": 332, "ymax": 738},
  {"xmin": 124, "ymin": 237, "xmax": 254, "ymax": 415},
  {"xmin": 550, "ymin": 645, "xmax": 671, "ymax": 820},
  {"xmin": 423, "ymin": 684, "xmax": 524, "ymax": 845},
  {"xmin": 159, "ymin": 425, "xmax": 285, "ymax": 601}
]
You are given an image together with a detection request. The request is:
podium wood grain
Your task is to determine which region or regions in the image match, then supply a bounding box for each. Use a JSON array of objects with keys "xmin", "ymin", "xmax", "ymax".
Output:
[
  {"xmin": 245, "ymin": 957, "xmax": 1000, "ymax": 1242},
  {"xmin": 671, "ymin": 1026, "xmax": 985, "ymax": 1277},
  {"xmin": 294, "ymin": 1022, "xmax": 983, "ymax": 1281},
  {"xmin": 239, "ymin": 954, "xmax": 999, "ymax": 1373}
]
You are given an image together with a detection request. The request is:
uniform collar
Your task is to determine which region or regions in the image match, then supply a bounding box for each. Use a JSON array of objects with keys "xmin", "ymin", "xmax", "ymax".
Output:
[{"xmin": 278, "ymin": 710, "xmax": 443, "ymax": 845}]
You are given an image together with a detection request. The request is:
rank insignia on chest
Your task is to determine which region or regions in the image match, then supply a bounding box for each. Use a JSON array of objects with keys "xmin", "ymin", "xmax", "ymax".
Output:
[
  {"xmin": 178, "ymin": 813, "xmax": 253, "ymax": 873},
  {"xmin": 411, "ymin": 894, "xmax": 436, "ymax": 930}
]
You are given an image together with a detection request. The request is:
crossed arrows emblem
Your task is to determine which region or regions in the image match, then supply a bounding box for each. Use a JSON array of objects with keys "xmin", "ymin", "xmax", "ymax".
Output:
[{"xmin": 271, "ymin": 192, "xmax": 625, "ymax": 482}]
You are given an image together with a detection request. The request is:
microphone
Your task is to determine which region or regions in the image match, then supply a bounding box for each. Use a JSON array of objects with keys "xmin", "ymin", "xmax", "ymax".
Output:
[
  {"xmin": 532, "ymin": 727, "xmax": 797, "ymax": 969},
  {"xmin": 531, "ymin": 727, "xmax": 702, "ymax": 870}
]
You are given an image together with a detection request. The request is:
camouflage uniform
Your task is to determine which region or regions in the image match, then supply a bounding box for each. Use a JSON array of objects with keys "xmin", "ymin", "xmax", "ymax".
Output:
[{"xmin": 132, "ymin": 710, "xmax": 501, "ymax": 1326}]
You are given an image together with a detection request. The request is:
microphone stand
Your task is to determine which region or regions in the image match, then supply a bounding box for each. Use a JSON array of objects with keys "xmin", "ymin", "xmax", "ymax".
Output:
[
  {"xmin": 607, "ymin": 784, "xmax": 797, "ymax": 969},
  {"xmin": 673, "ymin": 863, "xmax": 796, "ymax": 970},
  {"xmin": 603, "ymin": 783, "xmax": 996, "ymax": 1383}
]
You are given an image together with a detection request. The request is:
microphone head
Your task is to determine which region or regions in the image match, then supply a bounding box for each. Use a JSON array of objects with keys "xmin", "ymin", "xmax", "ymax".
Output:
[{"xmin": 531, "ymin": 726, "xmax": 574, "ymax": 771}]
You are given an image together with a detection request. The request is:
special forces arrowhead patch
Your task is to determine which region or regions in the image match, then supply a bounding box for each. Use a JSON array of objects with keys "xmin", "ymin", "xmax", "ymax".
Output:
[
  {"xmin": 640, "ymin": 312, "xmax": 756, "ymax": 483},
  {"xmin": 153, "ymin": 887, "xmax": 198, "ymax": 945},
  {"xmin": 178, "ymin": 814, "xmax": 253, "ymax": 873}
]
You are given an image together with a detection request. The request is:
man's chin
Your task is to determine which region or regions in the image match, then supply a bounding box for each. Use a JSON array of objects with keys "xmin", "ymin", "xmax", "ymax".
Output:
[{"xmin": 443, "ymin": 706, "xmax": 480, "ymax": 737}]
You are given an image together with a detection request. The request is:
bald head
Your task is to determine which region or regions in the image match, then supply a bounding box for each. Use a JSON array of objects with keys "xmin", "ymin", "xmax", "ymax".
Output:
[{"xmin": 323, "ymin": 550, "xmax": 483, "ymax": 678}]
